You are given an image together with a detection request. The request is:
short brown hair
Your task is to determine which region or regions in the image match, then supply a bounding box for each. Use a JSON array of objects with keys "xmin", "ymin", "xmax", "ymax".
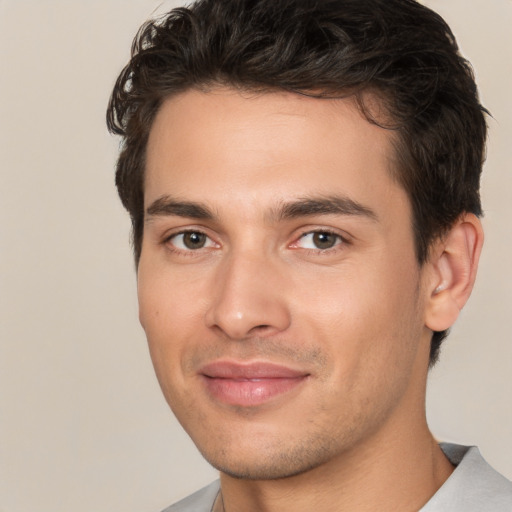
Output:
[{"xmin": 107, "ymin": 0, "xmax": 488, "ymax": 364}]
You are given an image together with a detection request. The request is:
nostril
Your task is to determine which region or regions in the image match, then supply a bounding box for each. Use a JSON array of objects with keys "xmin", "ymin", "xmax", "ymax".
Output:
[{"xmin": 249, "ymin": 324, "xmax": 272, "ymax": 334}]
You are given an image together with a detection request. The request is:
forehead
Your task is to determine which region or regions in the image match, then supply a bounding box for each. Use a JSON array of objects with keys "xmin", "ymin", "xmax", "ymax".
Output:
[{"xmin": 144, "ymin": 88, "xmax": 405, "ymax": 218}]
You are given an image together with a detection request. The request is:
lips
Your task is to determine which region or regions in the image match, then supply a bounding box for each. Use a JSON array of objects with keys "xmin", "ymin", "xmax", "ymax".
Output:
[{"xmin": 199, "ymin": 361, "xmax": 309, "ymax": 407}]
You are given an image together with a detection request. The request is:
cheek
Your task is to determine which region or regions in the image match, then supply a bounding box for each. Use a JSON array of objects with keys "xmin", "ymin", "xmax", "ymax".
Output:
[
  {"xmin": 138, "ymin": 258, "xmax": 205, "ymax": 334},
  {"xmin": 291, "ymin": 256, "xmax": 422, "ymax": 372},
  {"xmin": 137, "ymin": 267, "xmax": 190, "ymax": 389},
  {"xmin": 138, "ymin": 283, "xmax": 196, "ymax": 420}
]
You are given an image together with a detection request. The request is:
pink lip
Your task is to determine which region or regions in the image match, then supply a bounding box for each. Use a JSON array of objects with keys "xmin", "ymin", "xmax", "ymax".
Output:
[{"xmin": 199, "ymin": 361, "xmax": 309, "ymax": 407}]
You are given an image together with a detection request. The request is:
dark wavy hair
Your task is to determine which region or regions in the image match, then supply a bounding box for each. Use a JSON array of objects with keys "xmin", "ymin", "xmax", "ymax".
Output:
[{"xmin": 106, "ymin": 0, "xmax": 487, "ymax": 365}]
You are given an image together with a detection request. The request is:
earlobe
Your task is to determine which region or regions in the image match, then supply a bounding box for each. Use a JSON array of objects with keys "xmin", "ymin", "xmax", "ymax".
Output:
[{"xmin": 425, "ymin": 214, "xmax": 484, "ymax": 332}]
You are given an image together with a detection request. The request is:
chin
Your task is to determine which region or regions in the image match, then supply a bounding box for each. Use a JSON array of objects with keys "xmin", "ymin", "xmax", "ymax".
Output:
[
  {"xmin": 207, "ymin": 454, "xmax": 325, "ymax": 481},
  {"xmin": 197, "ymin": 430, "xmax": 344, "ymax": 481}
]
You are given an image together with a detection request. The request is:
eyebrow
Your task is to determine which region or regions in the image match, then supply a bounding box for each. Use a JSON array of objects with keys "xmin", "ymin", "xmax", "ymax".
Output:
[
  {"xmin": 145, "ymin": 196, "xmax": 215, "ymax": 221},
  {"xmin": 275, "ymin": 195, "xmax": 378, "ymax": 222},
  {"xmin": 145, "ymin": 194, "xmax": 377, "ymax": 223}
]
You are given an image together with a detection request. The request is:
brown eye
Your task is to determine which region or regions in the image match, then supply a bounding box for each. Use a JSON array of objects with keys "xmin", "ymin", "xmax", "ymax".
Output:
[
  {"xmin": 296, "ymin": 231, "xmax": 344, "ymax": 251},
  {"xmin": 169, "ymin": 231, "xmax": 215, "ymax": 251},
  {"xmin": 312, "ymin": 232, "xmax": 338, "ymax": 249},
  {"xmin": 182, "ymin": 232, "xmax": 207, "ymax": 249}
]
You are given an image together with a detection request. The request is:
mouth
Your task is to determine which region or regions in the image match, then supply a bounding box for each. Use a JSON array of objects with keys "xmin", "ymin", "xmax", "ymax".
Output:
[{"xmin": 199, "ymin": 360, "xmax": 310, "ymax": 407}]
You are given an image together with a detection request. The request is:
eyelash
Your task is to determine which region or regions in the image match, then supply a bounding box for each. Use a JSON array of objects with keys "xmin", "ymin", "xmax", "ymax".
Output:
[
  {"xmin": 163, "ymin": 229, "xmax": 218, "ymax": 255},
  {"xmin": 292, "ymin": 229, "xmax": 348, "ymax": 254},
  {"xmin": 162, "ymin": 228, "xmax": 349, "ymax": 256}
]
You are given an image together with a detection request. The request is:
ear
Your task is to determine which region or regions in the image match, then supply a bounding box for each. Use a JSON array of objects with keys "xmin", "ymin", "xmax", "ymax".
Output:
[{"xmin": 424, "ymin": 214, "xmax": 484, "ymax": 332}]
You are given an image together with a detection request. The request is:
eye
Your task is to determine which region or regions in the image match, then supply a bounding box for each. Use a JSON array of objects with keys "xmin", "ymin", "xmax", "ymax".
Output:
[
  {"xmin": 296, "ymin": 231, "xmax": 344, "ymax": 250},
  {"xmin": 167, "ymin": 231, "xmax": 216, "ymax": 251}
]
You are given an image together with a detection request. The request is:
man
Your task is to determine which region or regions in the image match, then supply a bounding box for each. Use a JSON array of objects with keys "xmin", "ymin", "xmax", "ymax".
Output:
[{"xmin": 106, "ymin": 0, "xmax": 512, "ymax": 510}]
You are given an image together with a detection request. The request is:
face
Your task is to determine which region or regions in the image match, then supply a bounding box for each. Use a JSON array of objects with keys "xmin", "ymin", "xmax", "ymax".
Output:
[{"xmin": 138, "ymin": 88, "xmax": 433, "ymax": 479}]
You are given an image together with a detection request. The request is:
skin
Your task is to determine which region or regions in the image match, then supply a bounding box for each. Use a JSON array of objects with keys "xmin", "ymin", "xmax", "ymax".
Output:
[{"xmin": 138, "ymin": 88, "xmax": 482, "ymax": 512}]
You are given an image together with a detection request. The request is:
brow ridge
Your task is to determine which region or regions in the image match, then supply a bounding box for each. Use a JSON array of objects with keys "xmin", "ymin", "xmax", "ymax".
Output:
[
  {"xmin": 276, "ymin": 195, "xmax": 378, "ymax": 222},
  {"xmin": 144, "ymin": 194, "xmax": 377, "ymax": 223},
  {"xmin": 145, "ymin": 195, "xmax": 214, "ymax": 221}
]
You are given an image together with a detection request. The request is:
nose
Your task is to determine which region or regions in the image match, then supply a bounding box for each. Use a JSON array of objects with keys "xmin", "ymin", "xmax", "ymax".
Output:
[{"xmin": 204, "ymin": 251, "xmax": 292, "ymax": 340}]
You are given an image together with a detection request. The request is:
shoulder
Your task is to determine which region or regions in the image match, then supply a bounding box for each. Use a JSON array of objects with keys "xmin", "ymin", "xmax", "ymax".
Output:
[
  {"xmin": 421, "ymin": 444, "xmax": 512, "ymax": 512},
  {"xmin": 161, "ymin": 481, "xmax": 220, "ymax": 512}
]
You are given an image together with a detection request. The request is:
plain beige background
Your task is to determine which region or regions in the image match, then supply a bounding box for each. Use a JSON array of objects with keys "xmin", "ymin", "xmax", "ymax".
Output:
[{"xmin": 0, "ymin": 1, "xmax": 510, "ymax": 511}]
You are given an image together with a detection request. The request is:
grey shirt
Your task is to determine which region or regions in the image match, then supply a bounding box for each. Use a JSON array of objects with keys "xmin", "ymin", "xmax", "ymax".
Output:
[{"xmin": 163, "ymin": 444, "xmax": 512, "ymax": 511}]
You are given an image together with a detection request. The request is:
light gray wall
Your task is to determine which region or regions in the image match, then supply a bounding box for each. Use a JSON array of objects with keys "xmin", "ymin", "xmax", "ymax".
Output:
[{"xmin": 1, "ymin": 1, "xmax": 510, "ymax": 511}]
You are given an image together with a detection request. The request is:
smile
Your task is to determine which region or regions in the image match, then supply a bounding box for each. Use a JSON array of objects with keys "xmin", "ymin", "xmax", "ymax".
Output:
[{"xmin": 199, "ymin": 361, "xmax": 309, "ymax": 407}]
